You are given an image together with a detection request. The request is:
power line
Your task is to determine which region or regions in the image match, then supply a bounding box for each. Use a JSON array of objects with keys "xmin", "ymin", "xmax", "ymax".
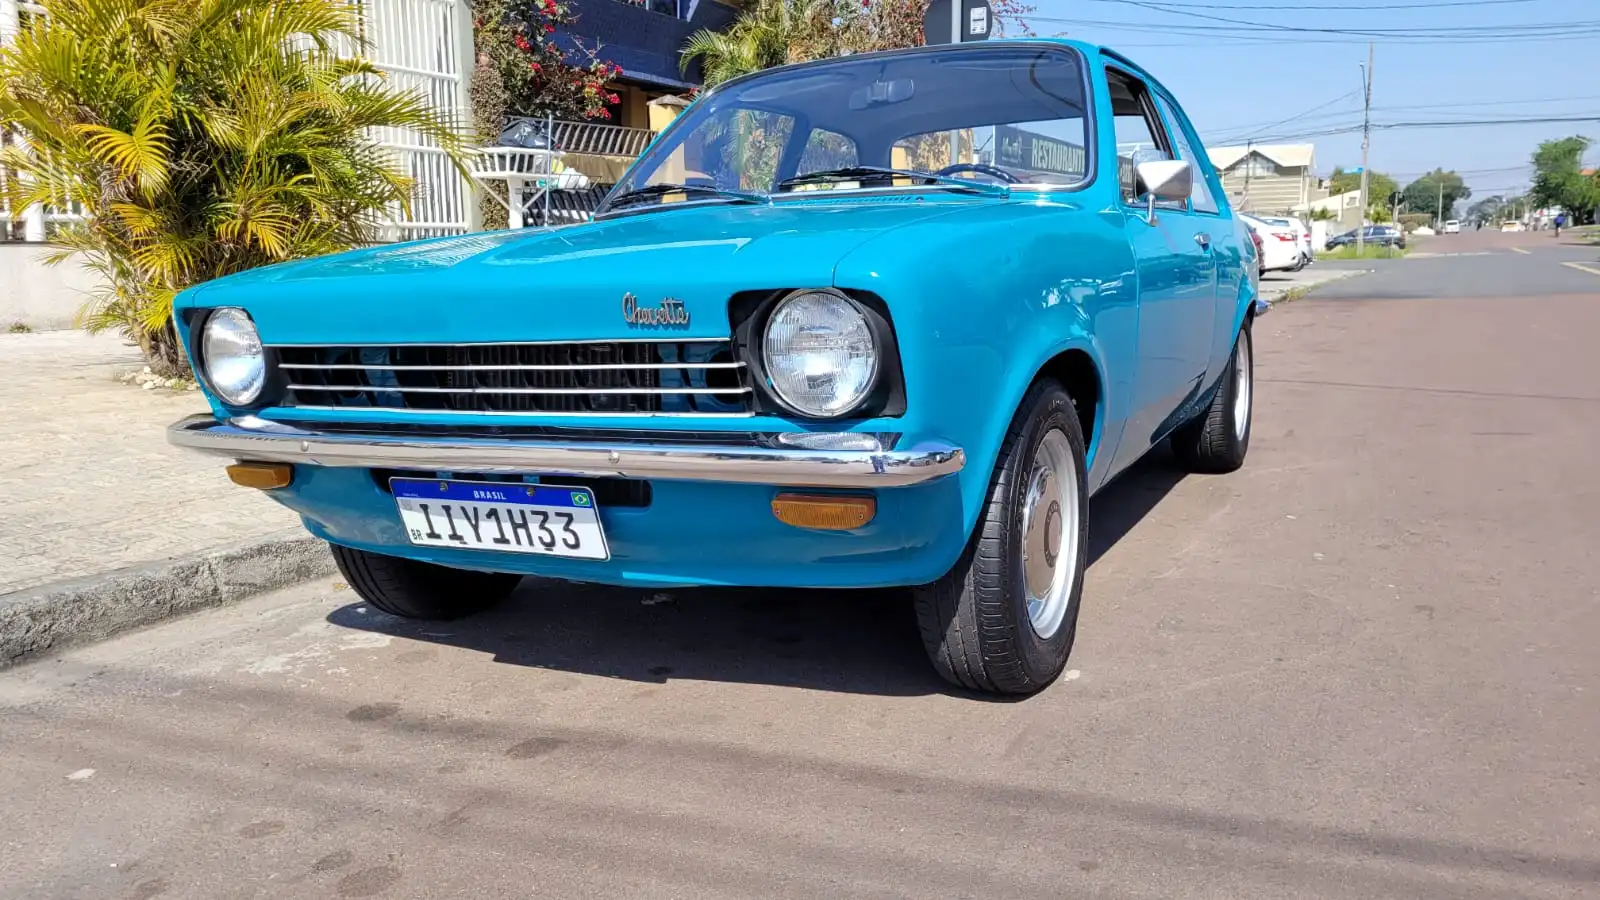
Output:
[
  {"xmin": 1027, "ymin": 6, "xmax": 1600, "ymax": 37},
  {"xmin": 1023, "ymin": 14, "xmax": 1600, "ymax": 43},
  {"xmin": 1075, "ymin": 0, "xmax": 1547, "ymax": 8},
  {"xmin": 1208, "ymin": 90, "xmax": 1363, "ymax": 143},
  {"xmin": 1207, "ymin": 93, "xmax": 1600, "ymax": 142},
  {"xmin": 1102, "ymin": 32, "xmax": 1600, "ymax": 45}
]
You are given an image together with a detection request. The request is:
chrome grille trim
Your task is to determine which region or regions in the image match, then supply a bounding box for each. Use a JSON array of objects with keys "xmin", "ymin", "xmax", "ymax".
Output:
[
  {"xmin": 274, "ymin": 339, "xmax": 750, "ymax": 416},
  {"xmin": 263, "ymin": 338, "xmax": 729, "ymax": 348},
  {"xmin": 286, "ymin": 384, "xmax": 753, "ymax": 396},
  {"xmin": 277, "ymin": 362, "xmax": 747, "ymax": 372},
  {"xmin": 281, "ymin": 405, "xmax": 756, "ymax": 418}
]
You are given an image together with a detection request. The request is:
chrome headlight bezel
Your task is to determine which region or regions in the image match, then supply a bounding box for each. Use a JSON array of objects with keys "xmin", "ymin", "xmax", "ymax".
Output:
[
  {"xmin": 759, "ymin": 289, "xmax": 884, "ymax": 419},
  {"xmin": 199, "ymin": 307, "xmax": 267, "ymax": 407}
]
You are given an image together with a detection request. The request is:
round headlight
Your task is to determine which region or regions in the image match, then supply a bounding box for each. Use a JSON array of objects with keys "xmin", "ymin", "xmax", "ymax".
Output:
[
  {"xmin": 201, "ymin": 307, "xmax": 266, "ymax": 406},
  {"xmin": 762, "ymin": 290, "xmax": 879, "ymax": 417}
]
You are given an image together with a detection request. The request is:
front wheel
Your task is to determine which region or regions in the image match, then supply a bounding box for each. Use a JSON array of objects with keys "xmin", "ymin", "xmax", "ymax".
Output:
[
  {"xmin": 1173, "ymin": 320, "xmax": 1253, "ymax": 474},
  {"xmin": 913, "ymin": 380, "xmax": 1089, "ymax": 695},
  {"xmin": 331, "ymin": 544, "xmax": 522, "ymax": 620}
]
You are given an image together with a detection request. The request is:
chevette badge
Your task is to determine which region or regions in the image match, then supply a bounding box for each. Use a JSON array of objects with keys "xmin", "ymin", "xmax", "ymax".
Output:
[{"xmin": 622, "ymin": 292, "xmax": 689, "ymax": 328}]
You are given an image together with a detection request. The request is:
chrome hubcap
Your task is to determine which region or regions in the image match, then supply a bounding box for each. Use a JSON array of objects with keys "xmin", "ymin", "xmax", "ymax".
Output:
[
  {"xmin": 1233, "ymin": 332, "xmax": 1252, "ymax": 439},
  {"xmin": 1020, "ymin": 430, "xmax": 1080, "ymax": 640}
]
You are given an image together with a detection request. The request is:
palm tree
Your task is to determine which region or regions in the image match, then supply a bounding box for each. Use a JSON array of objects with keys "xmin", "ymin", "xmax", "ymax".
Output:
[{"xmin": 0, "ymin": 0, "xmax": 467, "ymax": 374}]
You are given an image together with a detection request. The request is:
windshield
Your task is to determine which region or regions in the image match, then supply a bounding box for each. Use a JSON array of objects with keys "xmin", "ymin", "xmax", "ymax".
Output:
[{"xmin": 600, "ymin": 44, "xmax": 1090, "ymax": 214}]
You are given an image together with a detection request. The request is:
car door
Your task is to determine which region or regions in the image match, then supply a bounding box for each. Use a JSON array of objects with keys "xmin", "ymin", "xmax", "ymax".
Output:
[
  {"xmin": 1152, "ymin": 90, "xmax": 1234, "ymax": 393},
  {"xmin": 1105, "ymin": 67, "xmax": 1217, "ymax": 467}
]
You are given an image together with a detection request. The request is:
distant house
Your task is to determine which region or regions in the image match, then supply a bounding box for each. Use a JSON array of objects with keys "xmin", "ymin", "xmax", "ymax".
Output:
[
  {"xmin": 1293, "ymin": 189, "xmax": 1365, "ymax": 232},
  {"xmin": 1206, "ymin": 143, "xmax": 1323, "ymax": 215}
]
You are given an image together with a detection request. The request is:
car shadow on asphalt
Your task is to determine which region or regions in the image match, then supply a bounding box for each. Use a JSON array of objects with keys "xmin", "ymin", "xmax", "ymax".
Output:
[{"xmin": 326, "ymin": 451, "xmax": 1186, "ymax": 698}]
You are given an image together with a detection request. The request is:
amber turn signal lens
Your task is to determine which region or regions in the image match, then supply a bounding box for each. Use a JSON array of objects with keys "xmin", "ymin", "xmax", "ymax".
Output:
[
  {"xmin": 771, "ymin": 493, "xmax": 875, "ymax": 530},
  {"xmin": 226, "ymin": 462, "xmax": 293, "ymax": 490}
]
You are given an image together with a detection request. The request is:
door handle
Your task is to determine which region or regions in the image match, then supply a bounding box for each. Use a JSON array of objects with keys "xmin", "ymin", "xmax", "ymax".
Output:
[{"xmin": 1194, "ymin": 232, "xmax": 1211, "ymax": 250}]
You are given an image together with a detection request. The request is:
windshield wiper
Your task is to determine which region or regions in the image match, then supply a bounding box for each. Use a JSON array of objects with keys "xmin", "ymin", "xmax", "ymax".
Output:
[
  {"xmin": 776, "ymin": 166, "xmax": 1006, "ymax": 195},
  {"xmin": 604, "ymin": 183, "xmax": 767, "ymax": 211}
]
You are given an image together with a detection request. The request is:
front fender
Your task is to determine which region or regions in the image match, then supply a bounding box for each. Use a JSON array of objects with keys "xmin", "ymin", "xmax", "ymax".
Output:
[{"xmin": 833, "ymin": 197, "xmax": 1137, "ymax": 541}]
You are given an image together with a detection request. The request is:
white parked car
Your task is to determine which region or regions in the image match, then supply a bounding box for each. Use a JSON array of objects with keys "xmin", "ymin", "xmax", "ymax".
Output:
[
  {"xmin": 1241, "ymin": 214, "xmax": 1304, "ymax": 272},
  {"xmin": 1443, "ymin": 220, "xmax": 1460, "ymax": 234},
  {"xmin": 1500, "ymin": 220, "xmax": 1525, "ymax": 232},
  {"xmin": 1254, "ymin": 215, "xmax": 1313, "ymax": 267}
]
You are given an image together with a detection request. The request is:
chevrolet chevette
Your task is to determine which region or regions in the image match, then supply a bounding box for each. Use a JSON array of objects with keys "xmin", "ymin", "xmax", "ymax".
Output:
[{"xmin": 170, "ymin": 39, "xmax": 1262, "ymax": 695}]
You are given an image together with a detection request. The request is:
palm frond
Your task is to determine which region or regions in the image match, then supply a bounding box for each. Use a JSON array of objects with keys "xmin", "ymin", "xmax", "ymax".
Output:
[{"xmin": 2, "ymin": 0, "xmax": 468, "ymax": 363}]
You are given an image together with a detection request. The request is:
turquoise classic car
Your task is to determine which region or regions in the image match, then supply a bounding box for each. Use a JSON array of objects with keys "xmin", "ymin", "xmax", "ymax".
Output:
[{"xmin": 170, "ymin": 39, "xmax": 1261, "ymax": 695}]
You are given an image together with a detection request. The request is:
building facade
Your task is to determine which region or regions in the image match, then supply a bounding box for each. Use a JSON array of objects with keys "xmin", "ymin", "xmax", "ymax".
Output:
[
  {"xmin": 558, "ymin": 0, "xmax": 738, "ymax": 132},
  {"xmin": 1206, "ymin": 143, "xmax": 1324, "ymax": 216}
]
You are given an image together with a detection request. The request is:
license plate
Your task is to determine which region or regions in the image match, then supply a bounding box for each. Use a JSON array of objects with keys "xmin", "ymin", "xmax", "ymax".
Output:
[{"xmin": 391, "ymin": 479, "xmax": 609, "ymax": 560}]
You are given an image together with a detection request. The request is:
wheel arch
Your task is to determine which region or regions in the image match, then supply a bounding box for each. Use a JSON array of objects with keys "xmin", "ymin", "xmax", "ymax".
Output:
[{"xmin": 1034, "ymin": 346, "xmax": 1103, "ymax": 465}]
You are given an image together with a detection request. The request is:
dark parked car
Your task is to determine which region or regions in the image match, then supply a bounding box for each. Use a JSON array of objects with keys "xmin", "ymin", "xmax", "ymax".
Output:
[{"xmin": 1325, "ymin": 225, "xmax": 1406, "ymax": 250}]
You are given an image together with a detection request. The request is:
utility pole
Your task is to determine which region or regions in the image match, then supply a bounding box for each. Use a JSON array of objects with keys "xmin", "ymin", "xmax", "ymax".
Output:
[
  {"xmin": 1243, "ymin": 138, "xmax": 1254, "ymax": 211},
  {"xmin": 1437, "ymin": 178, "xmax": 1444, "ymax": 230},
  {"xmin": 1357, "ymin": 42, "xmax": 1374, "ymax": 254}
]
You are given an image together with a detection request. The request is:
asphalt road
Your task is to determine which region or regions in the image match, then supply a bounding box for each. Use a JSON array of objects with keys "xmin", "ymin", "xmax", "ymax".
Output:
[{"xmin": 5, "ymin": 231, "xmax": 1600, "ymax": 900}]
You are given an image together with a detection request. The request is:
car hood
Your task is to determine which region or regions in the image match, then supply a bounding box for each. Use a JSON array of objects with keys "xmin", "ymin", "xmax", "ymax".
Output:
[{"xmin": 181, "ymin": 198, "xmax": 992, "ymax": 345}]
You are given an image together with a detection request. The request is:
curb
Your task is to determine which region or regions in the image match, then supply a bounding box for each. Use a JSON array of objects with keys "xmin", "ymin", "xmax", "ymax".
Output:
[
  {"xmin": 0, "ymin": 532, "xmax": 334, "ymax": 670},
  {"xmin": 1261, "ymin": 268, "xmax": 1368, "ymax": 306}
]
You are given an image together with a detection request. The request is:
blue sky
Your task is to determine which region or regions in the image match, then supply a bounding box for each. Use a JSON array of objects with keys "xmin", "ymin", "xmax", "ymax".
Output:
[{"xmin": 1014, "ymin": 0, "xmax": 1600, "ymax": 198}]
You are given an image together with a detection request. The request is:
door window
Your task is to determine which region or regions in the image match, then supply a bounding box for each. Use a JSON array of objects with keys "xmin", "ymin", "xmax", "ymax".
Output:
[
  {"xmin": 1104, "ymin": 68, "xmax": 1174, "ymax": 205},
  {"xmin": 1153, "ymin": 95, "xmax": 1219, "ymax": 214}
]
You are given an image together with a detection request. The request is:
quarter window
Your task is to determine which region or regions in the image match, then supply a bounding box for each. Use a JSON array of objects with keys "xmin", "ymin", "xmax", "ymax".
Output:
[{"xmin": 1153, "ymin": 95, "xmax": 1219, "ymax": 214}]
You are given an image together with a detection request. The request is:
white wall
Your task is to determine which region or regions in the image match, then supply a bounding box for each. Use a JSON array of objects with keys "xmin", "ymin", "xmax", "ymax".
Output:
[{"xmin": 0, "ymin": 244, "xmax": 105, "ymax": 331}]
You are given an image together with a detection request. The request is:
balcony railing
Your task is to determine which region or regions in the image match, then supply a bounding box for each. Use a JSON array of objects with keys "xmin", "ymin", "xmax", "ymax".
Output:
[{"xmin": 619, "ymin": 0, "xmax": 686, "ymax": 18}]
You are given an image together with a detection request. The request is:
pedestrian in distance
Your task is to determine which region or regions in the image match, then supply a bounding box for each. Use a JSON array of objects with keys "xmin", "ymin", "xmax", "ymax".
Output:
[{"xmin": 1554, "ymin": 213, "xmax": 1565, "ymax": 237}]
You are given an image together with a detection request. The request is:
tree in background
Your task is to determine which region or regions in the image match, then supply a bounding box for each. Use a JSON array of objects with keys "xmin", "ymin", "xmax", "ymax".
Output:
[
  {"xmin": 478, "ymin": 0, "xmax": 621, "ymax": 123},
  {"xmin": 0, "ymin": 0, "xmax": 465, "ymax": 374},
  {"xmin": 1529, "ymin": 136, "xmax": 1598, "ymax": 225},
  {"xmin": 1328, "ymin": 167, "xmax": 1397, "ymax": 219},
  {"xmin": 1401, "ymin": 169, "xmax": 1471, "ymax": 223},
  {"xmin": 683, "ymin": 0, "xmax": 1037, "ymax": 89},
  {"xmin": 1466, "ymin": 195, "xmax": 1507, "ymax": 226},
  {"xmin": 470, "ymin": 0, "xmax": 621, "ymax": 228}
]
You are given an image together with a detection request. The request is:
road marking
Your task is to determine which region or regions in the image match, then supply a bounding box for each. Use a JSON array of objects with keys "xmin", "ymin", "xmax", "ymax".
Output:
[
  {"xmin": 1563, "ymin": 261, "xmax": 1600, "ymax": 277},
  {"xmin": 1512, "ymin": 247, "xmax": 1532, "ymax": 255}
]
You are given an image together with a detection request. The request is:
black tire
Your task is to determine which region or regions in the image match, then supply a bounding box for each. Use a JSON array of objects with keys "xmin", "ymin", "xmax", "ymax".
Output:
[
  {"xmin": 331, "ymin": 544, "xmax": 521, "ymax": 620},
  {"xmin": 1292, "ymin": 253, "xmax": 1307, "ymax": 271},
  {"xmin": 1173, "ymin": 320, "xmax": 1253, "ymax": 474},
  {"xmin": 912, "ymin": 380, "xmax": 1089, "ymax": 695}
]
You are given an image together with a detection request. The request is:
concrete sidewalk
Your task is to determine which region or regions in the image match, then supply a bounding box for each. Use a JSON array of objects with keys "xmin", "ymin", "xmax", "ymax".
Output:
[
  {"xmin": 0, "ymin": 331, "xmax": 325, "ymax": 664},
  {"xmin": 1258, "ymin": 264, "xmax": 1365, "ymax": 302}
]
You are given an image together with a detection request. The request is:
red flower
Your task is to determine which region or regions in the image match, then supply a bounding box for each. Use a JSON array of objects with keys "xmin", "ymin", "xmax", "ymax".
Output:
[
  {"xmin": 607, "ymin": 93, "xmax": 619, "ymax": 103},
  {"xmin": 600, "ymin": 109, "xmax": 611, "ymax": 119},
  {"xmin": 544, "ymin": 23, "xmax": 555, "ymax": 32},
  {"xmin": 513, "ymin": 34, "xmax": 530, "ymax": 51},
  {"xmin": 530, "ymin": 62, "xmax": 542, "ymax": 71}
]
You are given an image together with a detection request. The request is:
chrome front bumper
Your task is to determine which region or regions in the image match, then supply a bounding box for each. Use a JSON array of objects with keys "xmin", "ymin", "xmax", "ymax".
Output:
[{"xmin": 167, "ymin": 415, "xmax": 966, "ymax": 489}]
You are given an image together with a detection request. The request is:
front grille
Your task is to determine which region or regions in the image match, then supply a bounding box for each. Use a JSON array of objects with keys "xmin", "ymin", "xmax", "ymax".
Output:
[{"xmin": 273, "ymin": 340, "xmax": 750, "ymax": 415}]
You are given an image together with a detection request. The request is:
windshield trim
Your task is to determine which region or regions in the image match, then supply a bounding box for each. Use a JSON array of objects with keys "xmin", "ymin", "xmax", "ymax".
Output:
[
  {"xmin": 593, "ymin": 183, "xmax": 1010, "ymax": 222},
  {"xmin": 596, "ymin": 40, "xmax": 1098, "ymax": 218}
]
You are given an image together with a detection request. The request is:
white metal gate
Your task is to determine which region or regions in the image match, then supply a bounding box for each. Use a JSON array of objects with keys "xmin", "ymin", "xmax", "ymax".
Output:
[{"xmin": 357, "ymin": 0, "xmax": 477, "ymax": 239}]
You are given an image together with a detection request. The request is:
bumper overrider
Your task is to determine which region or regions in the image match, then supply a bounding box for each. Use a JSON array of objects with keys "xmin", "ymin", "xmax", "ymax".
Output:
[{"xmin": 167, "ymin": 415, "xmax": 966, "ymax": 489}]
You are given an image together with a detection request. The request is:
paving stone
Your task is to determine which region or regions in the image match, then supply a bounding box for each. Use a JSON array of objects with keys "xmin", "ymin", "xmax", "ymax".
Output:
[{"xmin": 0, "ymin": 331, "xmax": 302, "ymax": 595}]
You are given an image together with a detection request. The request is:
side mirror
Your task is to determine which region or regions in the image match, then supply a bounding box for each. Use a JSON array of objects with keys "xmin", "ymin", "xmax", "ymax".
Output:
[{"xmin": 1133, "ymin": 159, "xmax": 1193, "ymax": 223}]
